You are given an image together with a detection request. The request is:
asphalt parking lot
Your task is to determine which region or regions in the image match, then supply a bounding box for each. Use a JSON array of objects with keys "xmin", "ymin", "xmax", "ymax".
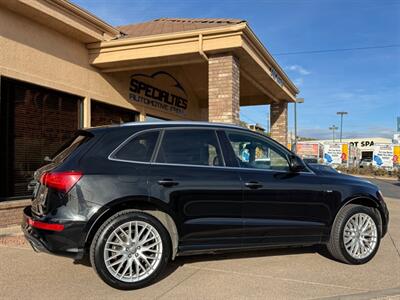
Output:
[
  {"xmin": 367, "ymin": 177, "xmax": 400, "ymax": 199},
  {"xmin": 0, "ymin": 178, "xmax": 399, "ymax": 299}
]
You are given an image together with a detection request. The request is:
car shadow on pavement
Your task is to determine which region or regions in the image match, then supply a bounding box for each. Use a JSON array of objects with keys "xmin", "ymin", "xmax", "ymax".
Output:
[
  {"xmin": 174, "ymin": 245, "xmax": 333, "ymax": 266},
  {"xmin": 73, "ymin": 245, "xmax": 335, "ymax": 284}
]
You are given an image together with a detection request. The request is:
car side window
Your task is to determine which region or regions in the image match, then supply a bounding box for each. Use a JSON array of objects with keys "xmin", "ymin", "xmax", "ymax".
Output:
[
  {"xmin": 226, "ymin": 131, "xmax": 289, "ymax": 171},
  {"xmin": 156, "ymin": 129, "xmax": 224, "ymax": 167},
  {"xmin": 113, "ymin": 130, "xmax": 159, "ymax": 162}
]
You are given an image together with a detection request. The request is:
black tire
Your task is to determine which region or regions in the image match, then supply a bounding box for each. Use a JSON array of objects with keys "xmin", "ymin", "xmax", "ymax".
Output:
[
  {"xmin": 90, "ymin": 210, "xmax": 171, "ymax": 290},
  {"xmin": 327, "ymin": 204, "xmax": 381, "ymax": 264}
]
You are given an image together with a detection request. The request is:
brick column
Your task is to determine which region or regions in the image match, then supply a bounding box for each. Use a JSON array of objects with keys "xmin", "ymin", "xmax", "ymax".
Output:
[
  {"xmin": 208, "ymin": 54, "xmax": 240, "ymax": 124},
  {"xmin": 270, "ymin": 102, "xmax": 288, "ymax": 146}
]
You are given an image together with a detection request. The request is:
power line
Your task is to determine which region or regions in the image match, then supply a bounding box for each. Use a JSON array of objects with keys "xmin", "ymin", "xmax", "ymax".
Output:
[
  {"xmin": 273, "ymin": 44, "xmax": 400, "ymax": 56},
  {"xmin": 240, "ymin": 112, "xmax": 268, "ymax": 129},
  {"xmin": 240, "ymin": 113, "xmax": 259, "ymax": 124}
]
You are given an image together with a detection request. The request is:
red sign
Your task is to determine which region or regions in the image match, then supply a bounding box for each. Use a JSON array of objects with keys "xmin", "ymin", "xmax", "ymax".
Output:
[{"xmin": 296, "ymin": 143, "xmax": 319, "ymax": 157}]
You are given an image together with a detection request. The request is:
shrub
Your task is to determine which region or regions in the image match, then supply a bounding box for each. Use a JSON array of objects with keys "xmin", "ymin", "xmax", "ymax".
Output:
[{"xmin": 334, "ymin": 164, "xmax": 398, "ymax": 178}]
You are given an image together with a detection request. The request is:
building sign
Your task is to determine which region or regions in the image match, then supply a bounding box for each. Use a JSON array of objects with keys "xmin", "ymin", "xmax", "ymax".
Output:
[
  {"xmin": 323, "ymin": 143, "xmax": 346, "ymax": 165},
  {"xmin": 129, "ymin": 71, "xmax": 188, "ymax": 115},
  {"xmin": 349, "ymin": 140, "xmax": 374, "ymax": 148},
  {"xmin": 341, "ymin": 143, "xmax": 349, "ymax": 163},
  {"xmin": 269, "ymin": 67, "xmax": 284, "ymax": 86},
  {"xmin": 373, "ymin": 144, "xmax": 393, "ymax": 169},
  {"xmin": 296, "ymin": 143, "xmax": 319, "ymax": 159},
  {"xmin": 317, "ymin": 138, "xmax": 392, "ymax": 151},
  {"xmin": 394, "ymin": 145, "xmax": 400, "ymax": 167}
]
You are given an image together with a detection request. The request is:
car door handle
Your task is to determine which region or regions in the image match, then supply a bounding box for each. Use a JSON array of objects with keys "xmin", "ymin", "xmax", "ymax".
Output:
[
  {"xmin": 157, "ymin": 179, "xmax": 179, "ymax": 187},
  {"xmin": 244, "ymin": 181, "xmax": 263, "ymax": 189}
]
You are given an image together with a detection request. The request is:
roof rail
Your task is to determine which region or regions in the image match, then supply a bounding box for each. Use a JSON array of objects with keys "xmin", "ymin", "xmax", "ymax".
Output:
[{"xmin": 120, "ymin": 121, "xmax": 244, "ymax": 129}]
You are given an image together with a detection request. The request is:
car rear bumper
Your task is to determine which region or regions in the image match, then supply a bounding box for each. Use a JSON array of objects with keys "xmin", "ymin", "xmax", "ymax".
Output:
[{"xmin": 22, "ymin": 206, "xmax": 86, "ymax": 259}]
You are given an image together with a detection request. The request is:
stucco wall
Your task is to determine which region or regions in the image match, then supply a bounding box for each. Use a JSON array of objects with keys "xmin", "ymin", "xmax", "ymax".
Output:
[{"xmin": 0, "ymin": 7, "xmax": 202, "ymax": 122}]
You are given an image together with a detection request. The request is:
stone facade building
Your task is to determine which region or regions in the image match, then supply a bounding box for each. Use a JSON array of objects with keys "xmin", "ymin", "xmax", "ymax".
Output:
[{"xmin": 0, "ymin": 0, "xmax": 299, "ymax": 225}]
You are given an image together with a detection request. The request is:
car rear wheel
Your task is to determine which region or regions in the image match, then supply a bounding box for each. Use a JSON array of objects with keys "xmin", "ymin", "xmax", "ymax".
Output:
[
  {"xmin": 327, "ymin": 204, "xmax": 381, "ymax": 264},
  {"xmin": 90, "ymin": 210, "xmax": 170, "ymax": 290}
]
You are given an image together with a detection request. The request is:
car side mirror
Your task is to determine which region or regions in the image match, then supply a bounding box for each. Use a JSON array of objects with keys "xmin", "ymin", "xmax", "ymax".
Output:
[{"xmin": 289, "ymin": 155, "xmax": 305, "ymax": 172}]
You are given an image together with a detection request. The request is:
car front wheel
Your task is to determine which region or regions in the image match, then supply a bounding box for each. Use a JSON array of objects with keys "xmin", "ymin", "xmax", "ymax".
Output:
[
  {"xmin": 90, "ymin": 210, "xmax": 170, "ymax": 290},
  {"xmin": 327, "ymin": 204, "xmax": 381, "ymax": 264}
]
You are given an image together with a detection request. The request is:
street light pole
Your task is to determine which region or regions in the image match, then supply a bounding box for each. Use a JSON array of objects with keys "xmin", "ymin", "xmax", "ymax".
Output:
[
  {"xmin": 329, "ymin": 125, "xmax": 338, "ymax": 142},
  {"xmin": 336, "ymin": 111, "xmax": 348, "ymax": 142},
  {"xmin": 294, "ymin": 98, "xmax": 304, "ymax": 153}
]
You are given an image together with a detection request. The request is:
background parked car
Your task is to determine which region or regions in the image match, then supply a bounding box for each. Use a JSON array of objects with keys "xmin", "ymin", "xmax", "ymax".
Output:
[{"xmin": 359, "ymin": 158, "xmax": 373, "ymax": 168}]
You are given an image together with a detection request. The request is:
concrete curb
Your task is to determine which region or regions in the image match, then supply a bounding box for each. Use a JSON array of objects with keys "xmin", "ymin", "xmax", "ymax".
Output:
[{"xmin": 355, "ymin": 175, "xmax": 399, "ymax": 182}]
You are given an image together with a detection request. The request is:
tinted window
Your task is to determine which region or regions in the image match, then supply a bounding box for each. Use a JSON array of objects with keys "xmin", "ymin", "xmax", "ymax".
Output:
[
  {"xmin": 156, "ymin": 129, "xmax": 223, "ymax": 166},
  {"xmin": 227, "ymin": 131, "xmax": 289, "ymax": 171},
  {"xmin": 52, "ymin": 133, "xmax": 92, "ymax": 164},
  {"xmin": 114, "ymin": 131, "xmax": 159, "ymax": 162}
]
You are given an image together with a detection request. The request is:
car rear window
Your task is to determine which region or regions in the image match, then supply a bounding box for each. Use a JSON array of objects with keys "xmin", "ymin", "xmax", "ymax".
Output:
[
  {"xmin": 50, "ymin": 132, "xmax": 93, "ymax": 164},
  {"xmin": 113, "ymin": 130, "xmax": 159, "ymax": 162}
]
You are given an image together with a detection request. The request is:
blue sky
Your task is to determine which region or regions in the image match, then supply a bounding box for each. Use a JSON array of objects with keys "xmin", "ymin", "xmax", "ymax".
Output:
[{"xmin": 73, "ymin": 0, "xmax": 400, "ymax": 139}]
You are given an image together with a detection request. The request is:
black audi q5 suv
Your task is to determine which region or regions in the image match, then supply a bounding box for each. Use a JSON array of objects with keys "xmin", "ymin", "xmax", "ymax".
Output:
[{"xmin": 22, "ymin": 122, "xmax": 389, "ymax": 290}]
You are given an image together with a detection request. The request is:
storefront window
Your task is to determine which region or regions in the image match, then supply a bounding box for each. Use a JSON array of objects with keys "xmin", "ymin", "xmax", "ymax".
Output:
[
  {"xmin": 91, "ymin": 100, "xmax": 138, "ymax": 127},
  {"xmin": 0, "ymin": 78, "xmax": 81, "ymax": 199}
]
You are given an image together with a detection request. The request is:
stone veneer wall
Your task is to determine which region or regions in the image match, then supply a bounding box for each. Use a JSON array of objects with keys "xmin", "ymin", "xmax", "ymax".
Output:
[
  {"xmin": 0, "ymin": 200, "xmax": 30, "ymax": 228},
  {"xmin": 270, "ymin": 102, "xmax": 288, "ymax": 146}
]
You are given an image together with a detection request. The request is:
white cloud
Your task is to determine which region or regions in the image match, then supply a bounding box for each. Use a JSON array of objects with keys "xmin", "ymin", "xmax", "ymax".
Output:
[{"xmin": 285, "ymin": 65, "xmax": 311, "ymax": 75}]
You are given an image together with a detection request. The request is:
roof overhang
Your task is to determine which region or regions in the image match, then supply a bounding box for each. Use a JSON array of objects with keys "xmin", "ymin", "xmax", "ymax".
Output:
[
  {"xmin": 87, "ymin": 23, "xmax": 299, "ymax": 102},
  {"xmin": 0, "ymin": 0, "xmax": 121, "ymax": 42}
]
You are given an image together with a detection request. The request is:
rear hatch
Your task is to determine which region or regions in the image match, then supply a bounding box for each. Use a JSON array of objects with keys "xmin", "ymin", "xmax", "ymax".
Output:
[{"xmin": 30, "ymin": 130, "xmax": 93, "ymax": 216}]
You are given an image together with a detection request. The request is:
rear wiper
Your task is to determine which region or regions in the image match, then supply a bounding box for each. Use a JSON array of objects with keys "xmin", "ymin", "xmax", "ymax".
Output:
[{"xmin": 44, "ymin": 156, "xmax": 54, "ymax": 162}]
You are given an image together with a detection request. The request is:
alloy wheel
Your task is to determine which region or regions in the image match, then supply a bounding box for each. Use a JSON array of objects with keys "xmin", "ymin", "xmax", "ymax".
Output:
[
  {"xmin": 343, "ymin": 213, "xmax": 378, "ymax": 260},
  {"xmin": 104, "ymin": 221, "xmax": 163, "ymax": 282}
]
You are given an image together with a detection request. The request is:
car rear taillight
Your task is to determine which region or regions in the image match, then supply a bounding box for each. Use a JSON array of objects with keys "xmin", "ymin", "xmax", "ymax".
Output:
[
  {"xmin": 40, "ymin": 171, "xmax": 82, "ymax": 193},
  {"xmin": 27, "ymin": 218, "xmax": 64, "ymax": 231}
]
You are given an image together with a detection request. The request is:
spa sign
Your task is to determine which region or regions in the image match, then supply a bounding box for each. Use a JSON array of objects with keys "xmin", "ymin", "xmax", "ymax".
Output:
[
  {"xmin": 373, "ymin": 144, "xmax": 393, "ymax": 168},
  {"xmin": 129, "ymin": 71, "xmax": 188, "ymax": 115},
  {"xmin": 323, "ymin": 143, "xmax": 346, "ymax": 165}
]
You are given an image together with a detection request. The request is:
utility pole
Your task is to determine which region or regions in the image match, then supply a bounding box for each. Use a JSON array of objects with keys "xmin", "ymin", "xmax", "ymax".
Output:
[
  {"xmin": 294, "ymin": 98, "xmax": 304, "ymax": 153},
  {"xmin": 336, "ymin": 111, "xmax": 348, "ymax": 142},
  {"xmin": 329, "ymin": 125, "xmax": 338, "ymax": 142}
]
